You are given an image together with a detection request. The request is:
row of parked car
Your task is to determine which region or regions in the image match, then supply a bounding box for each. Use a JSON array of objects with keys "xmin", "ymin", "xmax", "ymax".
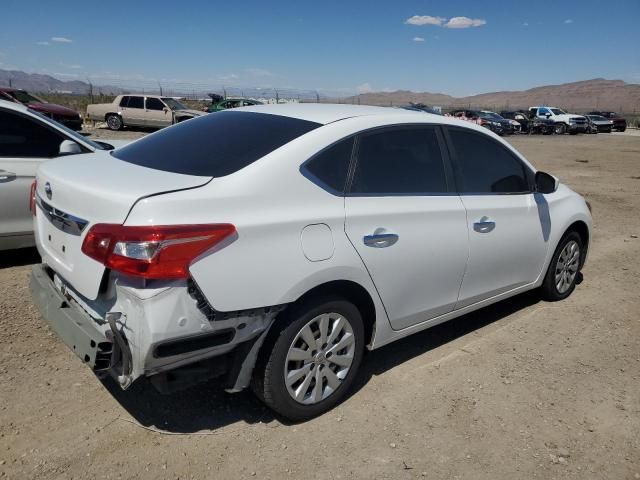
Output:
[{"xmin": 403, "ymin": 103, "xmax": 628, "ymax": 136}]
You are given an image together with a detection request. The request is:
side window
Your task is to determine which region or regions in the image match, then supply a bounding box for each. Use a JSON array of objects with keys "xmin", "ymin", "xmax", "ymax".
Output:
[
  {"xmin": 448, "ymin": 128, "xmax": 530, "ymax": 194},
  {"xmin": 119, "ymin": 96, "xmax": 130, "ymax": 107},
  {"xmin": 127, "ymin": 96, "xmax": 144, "ymax": 109},
  {"xmin": 538, "ymin": 107, "xmax": 550, "ymax": 116},
  {"xmin": 350, "ymin": 127, "xmax": 448, "ymax": 195},
  {"xmin": 303, "ymin": 137, "xmax": 354, "ymax": 193},
  {"xmin": 0, "ymin": 110, "xmax": 64, "ymax": 158},
  {"xmin": 146, "ymin": 97, "xmax": 165, "ymax": 111}
]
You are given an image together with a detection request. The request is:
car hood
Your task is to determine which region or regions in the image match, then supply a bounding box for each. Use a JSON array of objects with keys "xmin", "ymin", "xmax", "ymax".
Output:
[
  {"xmin": 176, "ymin": 108, "xmax": 206, "ymax": 117},
  {"xmin": 28, "ymin": 102, "xmax": 80, "ymax": 118}
]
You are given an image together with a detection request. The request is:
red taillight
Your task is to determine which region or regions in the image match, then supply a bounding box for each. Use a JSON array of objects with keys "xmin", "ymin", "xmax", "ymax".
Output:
[
  {"xmin": 30, "ymin": 180, "xmax": 37, "ymax": 216},
  {"xmin": 81, "ymin": 224, "xmax": 236, "ymax": 279}
]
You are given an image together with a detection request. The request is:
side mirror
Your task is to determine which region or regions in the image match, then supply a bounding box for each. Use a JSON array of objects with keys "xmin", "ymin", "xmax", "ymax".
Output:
[
  {"xmin": 535, "ymin": 171, "xmax": 558, "ymax": 194},
  {"xmin": 59, "ymin": 139, "xmax": 82, "ymax": 156},
  {"xmin": 163, "ymin": 107, "xmax": 169, "ymax": 112}
]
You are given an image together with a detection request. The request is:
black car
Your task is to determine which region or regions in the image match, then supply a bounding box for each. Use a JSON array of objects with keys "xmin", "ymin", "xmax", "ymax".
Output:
[
  {"xmin": 451, "ymin": 110, "xmax": 513, "ymax": 136},
  {"xmin": 500, "ymin": 111, "xmax": 530, "ymax": 133}
]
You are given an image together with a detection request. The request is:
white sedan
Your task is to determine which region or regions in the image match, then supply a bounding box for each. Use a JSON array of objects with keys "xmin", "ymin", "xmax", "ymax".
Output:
[
  {"xmin": 30, "ymin": 104, "xmax": 592, "ymax": 420},
  {"xmin": 0, "ymin": 99, "xmax": 127, "ymax": 250}
]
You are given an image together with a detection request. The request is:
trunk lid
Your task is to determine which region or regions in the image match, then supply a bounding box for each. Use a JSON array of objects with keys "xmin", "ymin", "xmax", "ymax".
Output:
[{"xmin": 35, "ymin": 152, "xmax": 211, "ymax": 299}]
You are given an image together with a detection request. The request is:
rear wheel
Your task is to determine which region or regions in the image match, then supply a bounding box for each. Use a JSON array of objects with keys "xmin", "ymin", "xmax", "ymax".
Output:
[
  {"xmin": 253, "ymin": 297, "xmax": 365, "ymax": 421},
  {"xmin": 541, "ymin": 231, "xmax": 583, "ymax": 301},
  {"xmin": 106, "ymin": 114, "xmax": 123, "ymax": 131}
]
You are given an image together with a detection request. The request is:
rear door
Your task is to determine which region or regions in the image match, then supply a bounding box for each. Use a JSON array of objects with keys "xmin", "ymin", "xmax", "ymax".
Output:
[
  {"xmin": 0, "ymin": 107, "xmax": 65, "ymax": 244},
  {"xmin": 344, "ymin": 126, "xmax": 469, "ymax": 330},
  {"xmin": 121, "ymin": 95, "xmax": 145, "ymax": 126},
  {"xmin": 444, "ymin": 126, "xmax": 549, "ymax": 308}
]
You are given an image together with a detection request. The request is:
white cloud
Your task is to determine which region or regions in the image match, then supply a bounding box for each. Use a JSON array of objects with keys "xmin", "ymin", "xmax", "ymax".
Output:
[
  {"xmin": 51, "ymin": 36, "xmax": 73, "ymax": 43},
  {"xmin": 405, "ymin": 15, "xmax": 445, "ymax": 26},
  {"xmin": 564, "ymin": 19, "xmax": 574, "ymax": 24},
  {"xmin": 413, "ymin": 36, "xmax": 425, "ymax": 42},
  {"xmin": 357, "ymin": 82, "xmax": 374, "ymax": 94},
  {"xmin": 36, "ymin": 41, "xmax": 50, "ymax": 46},
  {"xmin": 444, "ymin": 17, "xmax": 487, "ymax": 29},
  {"xmin": 523, "ymin": 22, "xmax": 529, "ymax": 27},
  {"xmin": 405, "ymin": 15, "xmax": 486, "ymax": 29}
]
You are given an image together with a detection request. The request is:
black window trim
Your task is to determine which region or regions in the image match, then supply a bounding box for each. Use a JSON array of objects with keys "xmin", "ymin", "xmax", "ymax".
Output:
[
  {"xmin": 145, "ymin": 96, "xmax": 166, "ymax": 111},
  {"xmin": 345, "ymin": 124, "xmax": 456, "ymax": 197},
  {"xmin": 442, "ymin": 125, "xmax": 535, "ymax": 195},
  {"xmin": 299, "ymin": 134, "xmax": 357, "ymax": 196},
  {"xmin": 0, "ymin": 107, "xmax": 90, "ymax": 159}
]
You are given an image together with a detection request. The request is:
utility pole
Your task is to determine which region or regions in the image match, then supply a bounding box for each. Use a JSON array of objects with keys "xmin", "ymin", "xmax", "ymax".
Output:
[
  {"xmin": 86, "ymin": 77, "xmax": 94, "ymax": 103},
  {"xmin": 158, "ymin": 81, "xmax": 163, "ymax": 96},
  {"xmin": 315, "ymin": 92, "xmax": 320, "ymax": 103}
]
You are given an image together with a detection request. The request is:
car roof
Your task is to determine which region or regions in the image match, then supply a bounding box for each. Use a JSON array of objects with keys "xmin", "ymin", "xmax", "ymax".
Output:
[
  {"xmin": 237, "ymin": 103, "xmax": 424, "ymax": 125},
  {"xmin": 0, "ymin": 87, "xmax": 19, "ymax": 93}
]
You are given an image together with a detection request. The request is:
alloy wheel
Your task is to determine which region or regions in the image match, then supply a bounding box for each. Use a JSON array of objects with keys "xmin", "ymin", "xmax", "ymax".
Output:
[
  {"xmin": 284, "ymin": 312, "xmax": 356, "ymax": 405},
  {"xmin": 555, "ymin": 240, "xmax": 580, "ymax": 294}
]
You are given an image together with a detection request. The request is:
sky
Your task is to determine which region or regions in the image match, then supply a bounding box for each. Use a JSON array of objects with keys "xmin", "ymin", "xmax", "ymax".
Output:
[{"xmin": 0, "ymin": 0, "xmax": 639, "ymax": 97}]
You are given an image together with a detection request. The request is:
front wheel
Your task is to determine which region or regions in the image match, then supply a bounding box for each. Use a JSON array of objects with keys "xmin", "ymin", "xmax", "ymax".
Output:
[
  {"xmin": 253, "ymin": 297, "xmax": 365, "ymax": 421},
  {"xmin": 554, "ymin": 123, "xmax": 567, "ymax": 135},
  {"xmin": 541, "ymin": 232, "xmax": 583, "ymax": 301}
]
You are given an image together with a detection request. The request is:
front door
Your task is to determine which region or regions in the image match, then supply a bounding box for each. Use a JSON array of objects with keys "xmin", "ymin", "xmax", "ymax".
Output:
[
  {"xmin": 444, "ymin": 126, "xmax": 550, "ymax": 308},
  {"xmin": 344, "ymin": 126, "xmax": 468, "ymax": 330},
  {"xmin": 145, "ymin": 97, "xmax": 172, "ymax": 128}
]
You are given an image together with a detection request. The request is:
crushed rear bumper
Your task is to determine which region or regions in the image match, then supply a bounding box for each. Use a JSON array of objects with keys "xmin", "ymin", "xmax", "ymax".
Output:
[{"xmin": 30, "ymin": 264, "xmax": 112, "ymax": 369}]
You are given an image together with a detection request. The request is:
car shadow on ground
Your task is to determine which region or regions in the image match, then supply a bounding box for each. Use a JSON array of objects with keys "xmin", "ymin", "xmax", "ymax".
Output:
[
  {"xmin": 0, "ymin": 247, "xmax": 40, "ymax": 269},
  {"xmin": 103, "ymin": 289, "xmax": 542, "ymax": 433}
]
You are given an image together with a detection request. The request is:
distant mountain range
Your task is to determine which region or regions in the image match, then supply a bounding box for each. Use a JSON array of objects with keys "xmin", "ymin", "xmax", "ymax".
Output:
[
  {"xmin": 0, "ymin": 69, "xmax": 124, "ymax": 94},
  {"xmin": 347, "ymin": 79, "xmax": 640, "ymax": 112},
  {"xmin": 1, "ymin": 69, "xmax": 639, "ymax": 112}
]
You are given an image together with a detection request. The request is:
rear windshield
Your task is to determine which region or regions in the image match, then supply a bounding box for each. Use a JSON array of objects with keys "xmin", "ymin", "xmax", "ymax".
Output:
[{"xmin": 112, "ymin": 111, "xmax": 321, "ymax": 177}]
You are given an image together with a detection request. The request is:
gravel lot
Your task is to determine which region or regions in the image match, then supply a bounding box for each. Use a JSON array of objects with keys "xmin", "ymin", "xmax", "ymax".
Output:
[{"xmin": 1, "ymin": 129, "xmax": 639, "ymax": 480}]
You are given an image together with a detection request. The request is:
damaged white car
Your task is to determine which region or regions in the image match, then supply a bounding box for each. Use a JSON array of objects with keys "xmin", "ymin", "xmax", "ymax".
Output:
[{"xmin": 31, "ymin": 104, "xmax": 592, "ymax": 420}]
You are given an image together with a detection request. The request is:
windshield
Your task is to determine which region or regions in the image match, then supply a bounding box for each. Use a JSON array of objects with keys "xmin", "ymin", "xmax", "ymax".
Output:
[
  {"xmin": 589, "ymin": 115, "xmax": 607, "ymax": 121},
  {"xmin": 28, "ymin": 109, "xmax": 106, "ymax": 150},
  {"xmin": 550, "ymin": 108, "xmax": 566, "ymax": 115},
  {"xmin": 161, "ymin": 98, "xmax": 188, "ymax": 110},
  {"xmin": 10, "ymin": 90, "xmax": 45, "ymax": 104},
  {"xmin": 481, "ymin": 111, "xmax": 504, "ymax": 120}
]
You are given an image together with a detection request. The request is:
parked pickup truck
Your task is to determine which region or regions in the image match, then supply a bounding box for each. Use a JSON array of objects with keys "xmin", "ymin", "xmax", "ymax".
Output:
[
  {"xmin": 528, "ymin": 106, "xmax": 587, "ymax": 134},
  {"xmin": 86, "ymin": 94, "xmax": 206, "ymax": 130}
]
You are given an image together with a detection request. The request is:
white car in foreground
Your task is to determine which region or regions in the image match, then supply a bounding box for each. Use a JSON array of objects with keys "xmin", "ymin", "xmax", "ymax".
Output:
[
  {"xmin": 31, "ymin": 104, "xmax": 592, "ymax": 420},
  {"xmin": 0, "ymin": 99, "xmax": 128, "ymax": 250}
]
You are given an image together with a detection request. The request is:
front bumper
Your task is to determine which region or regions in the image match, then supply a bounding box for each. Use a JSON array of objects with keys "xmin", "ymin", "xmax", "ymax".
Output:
[{"xmin": 57, "ymin": 117, "xmax": 83, "ymax": 131}]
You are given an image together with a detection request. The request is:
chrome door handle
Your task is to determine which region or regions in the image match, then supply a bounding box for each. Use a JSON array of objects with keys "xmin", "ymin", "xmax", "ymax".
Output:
[
  {"xmin": 473, "ymin": 216, "xmax": 496, "ymax": 233},
  {"xmin": 0, "ymin": 170, "xmax": 17, "ymax": 182},
  {"xmin": 363, "ymin": 232, "xmax": 399, "ymax": 248}
]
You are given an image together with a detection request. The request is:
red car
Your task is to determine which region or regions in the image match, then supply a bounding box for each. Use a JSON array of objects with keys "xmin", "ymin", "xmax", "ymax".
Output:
[{"xmin": 0, "ymin": 88, "xmax": 83, "ymax": 130}]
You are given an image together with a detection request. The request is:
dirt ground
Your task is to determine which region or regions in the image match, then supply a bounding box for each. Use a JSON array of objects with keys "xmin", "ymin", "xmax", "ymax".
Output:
[{"xmin": 0, "ymin": 129, "xmax": 639, "ymax": 480}]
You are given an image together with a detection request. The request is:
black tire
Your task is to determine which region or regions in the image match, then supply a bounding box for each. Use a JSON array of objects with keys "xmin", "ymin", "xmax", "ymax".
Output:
[
  {"xmin": 252, "ymin": 296, "xmax": 365, "ymax": 421},
  {"xmin": 619, "ymin": 127, "xmax": 626, "ymax": 132},
  {"xmin": 554, "ymin": 123, "xmax": 567, "ymax": 135},
  {"xmin": 541, "ymin": 231, "xmax": 583, "ymax": 301},
  {"xmin": 106, "ymin": 114, "xmax": 123, "ymax": 131}
]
